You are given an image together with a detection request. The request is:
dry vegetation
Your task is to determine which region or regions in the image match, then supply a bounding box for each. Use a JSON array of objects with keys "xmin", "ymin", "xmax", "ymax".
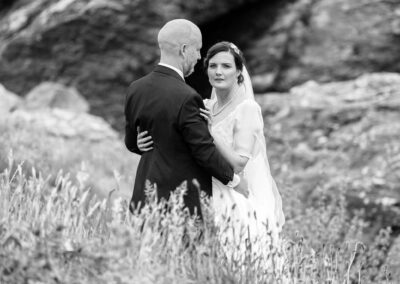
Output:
[{"xmin": 0, "ymin": 151, "xmax": 394, "ymax": 284}]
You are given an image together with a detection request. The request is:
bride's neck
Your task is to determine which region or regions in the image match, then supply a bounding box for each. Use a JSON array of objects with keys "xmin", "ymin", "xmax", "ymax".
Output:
[{"xmin": 215, "ymin": 84, "xmax": 239, "ymax": 106}]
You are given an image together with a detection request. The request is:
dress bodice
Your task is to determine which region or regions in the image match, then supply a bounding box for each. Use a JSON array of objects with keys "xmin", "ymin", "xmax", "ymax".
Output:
[
  {"xmin": 206, "ymin": 98, "xmax": 265, "ymax": 161},
  {"xmin": 210, "ymin": 105, "xmax": 238, "ymax": 148}
]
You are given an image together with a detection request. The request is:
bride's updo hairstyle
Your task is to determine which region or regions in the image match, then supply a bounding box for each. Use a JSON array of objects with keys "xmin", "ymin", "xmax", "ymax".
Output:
[{"xmin": 204, "ymin": 41, "xmax": 245, "ymax": 84}]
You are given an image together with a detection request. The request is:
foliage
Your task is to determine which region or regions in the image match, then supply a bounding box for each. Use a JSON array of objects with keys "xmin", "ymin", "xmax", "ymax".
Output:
[{"xmin": 0, "ymin": 153, "xmax": 395, "ymax": 283}]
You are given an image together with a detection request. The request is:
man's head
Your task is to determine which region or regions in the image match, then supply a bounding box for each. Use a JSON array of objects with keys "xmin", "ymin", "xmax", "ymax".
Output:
[{"xmin": 158, "ymin": 19, "xmax": 202, "ymax": 77}]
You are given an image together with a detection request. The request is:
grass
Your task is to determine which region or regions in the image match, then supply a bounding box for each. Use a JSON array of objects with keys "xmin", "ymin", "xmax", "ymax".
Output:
[{"xmin": 0, "ymin": 152, "xmax": 395, "ymax": 283}]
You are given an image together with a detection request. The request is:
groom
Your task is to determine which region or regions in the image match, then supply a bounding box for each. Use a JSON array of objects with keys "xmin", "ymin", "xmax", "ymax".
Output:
[{"xmin": 124, "ymin": 19, "xmax": 244, "ymax": 218}]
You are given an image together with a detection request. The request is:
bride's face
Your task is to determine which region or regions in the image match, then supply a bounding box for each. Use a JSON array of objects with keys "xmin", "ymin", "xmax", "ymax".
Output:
[{"xmin": 207, "ymin": 51, "xmax": 241, "ymax": 91}]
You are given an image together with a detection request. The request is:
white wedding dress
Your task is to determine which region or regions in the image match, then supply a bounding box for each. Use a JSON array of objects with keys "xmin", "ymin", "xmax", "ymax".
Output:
[{"xmin": 205, "ymin": 67, "xmax": 285, "ymax": 259}]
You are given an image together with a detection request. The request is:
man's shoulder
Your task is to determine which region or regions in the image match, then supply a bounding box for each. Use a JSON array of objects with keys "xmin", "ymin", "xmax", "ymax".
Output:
[
  {"xmin": 127, "ymin": 71, "xmax": 201, "ymax": 102},
  {"xmin": 176, "ymin": 82, "xmax": 199, "ymax": 96},
  {"xmin": 171, "ymin": 85, "xmax": 203, "ymax": 107},
  {"xmin": 128, "ymin": 72, "xmax": 153, "ymax": 87},
  {"xmin": 149, "ymin": 73, "xmax": 200, "ymax": 100}
]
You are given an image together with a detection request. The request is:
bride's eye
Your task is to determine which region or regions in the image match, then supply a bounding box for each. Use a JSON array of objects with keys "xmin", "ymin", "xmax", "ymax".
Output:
[{"xmin": 209, "ymin": 63, "xmax": 216, "ymax": 68}]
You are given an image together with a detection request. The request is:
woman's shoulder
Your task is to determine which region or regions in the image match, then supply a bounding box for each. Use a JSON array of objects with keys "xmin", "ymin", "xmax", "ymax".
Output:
[
  {"xmin": 237, "ymin": 99, "xmax": 261, "ymax": 112},
  {"xmin": 234, "ymin": 99, "xmax": 264, "ymax": 129}
]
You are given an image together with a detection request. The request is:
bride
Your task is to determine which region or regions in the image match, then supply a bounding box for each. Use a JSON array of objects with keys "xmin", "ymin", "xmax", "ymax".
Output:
[{"xmin": 137, "ymin": 41, "xmax": 284, "ymax": 248}]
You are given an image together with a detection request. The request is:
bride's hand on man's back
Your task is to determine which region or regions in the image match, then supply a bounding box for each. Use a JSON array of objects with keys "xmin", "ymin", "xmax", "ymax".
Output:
[{"xmin": 137, "ymin": 127, "xmax": 153, "ymax": 152}]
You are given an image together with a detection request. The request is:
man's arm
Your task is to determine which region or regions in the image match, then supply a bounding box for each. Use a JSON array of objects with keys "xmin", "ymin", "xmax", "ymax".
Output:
[
  {"xmin": 124, "ymin": 94, "xmax": 141, "ymax": 155},
  {"xmin": 124, "ymin": 121, "xmax": 142, "ymax": 155},
  {"xmin": 177, "ymin": 94, "xmax": 234, "ymax": 184}
]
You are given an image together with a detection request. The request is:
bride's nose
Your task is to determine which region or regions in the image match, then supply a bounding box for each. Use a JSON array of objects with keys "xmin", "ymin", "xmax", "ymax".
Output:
[{"xmin": 215, "ymin": 65, "xmax": 222, "ymax": 75}]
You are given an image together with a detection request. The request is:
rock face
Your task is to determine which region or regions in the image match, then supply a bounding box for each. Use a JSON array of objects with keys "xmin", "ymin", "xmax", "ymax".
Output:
[
  {"xmin": 0, "ymin": 0, "xmax": 257, "ymax": 128},
  {"xmin": 255, "ymin": 72, "xmax": 400, "ymax": 278},
  {"xmin": 1, "ymin": 0, "xmax": 399, "ymax": 127},
  {"xmin": 257, "ymin": 72, "xmax": 400, "ymax": 234},
  {"xmin": 248, "ymin": 0, "xmax": 400, "ymax": 91}
]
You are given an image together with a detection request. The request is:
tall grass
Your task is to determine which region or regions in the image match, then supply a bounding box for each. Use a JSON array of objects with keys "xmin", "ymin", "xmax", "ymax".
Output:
[{"xmin": 0, "ymin": 153, "xmax": 394, "ymax": 283}]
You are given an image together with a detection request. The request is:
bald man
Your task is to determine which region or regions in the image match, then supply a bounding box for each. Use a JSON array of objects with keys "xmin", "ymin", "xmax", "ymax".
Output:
[{"xmin": 125, "ymin": 19, "xmax": 241, "ymax": 218}]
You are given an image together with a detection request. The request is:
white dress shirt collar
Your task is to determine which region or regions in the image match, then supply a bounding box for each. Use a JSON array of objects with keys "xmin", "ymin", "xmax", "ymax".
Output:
[{"xmin": 158, "ymin": 63, "xmax": 184, "ymax": 80}]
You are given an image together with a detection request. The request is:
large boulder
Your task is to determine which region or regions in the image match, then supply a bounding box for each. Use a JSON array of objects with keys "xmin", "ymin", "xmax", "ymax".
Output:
[
  {"xmin": 23, "ymin": 81, "xmax": 89, "ymax": 112},
  {"xmin": 0, "ymin": 84, "xmax": 21, "ymax": 114},
  {"xmin": 0, "ymin": 107, "xmax": 139, "ymax": 199},
  {"xmin": 10, "ymin": 108, "xmax": 117, "ymax": 140},
  {"xmin": 0, "ymin": 0, "xmax": 257, "ymax": 128},
  {"xmin": 256, "ymin": 72, "xmax": 400, "ymax": 234}
]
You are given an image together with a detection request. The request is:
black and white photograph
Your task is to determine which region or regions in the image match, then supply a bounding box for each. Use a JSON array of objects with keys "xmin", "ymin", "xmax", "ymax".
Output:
[{"xmin": 1, "ymin": 0, "xmax": 400, "ymax": 283}]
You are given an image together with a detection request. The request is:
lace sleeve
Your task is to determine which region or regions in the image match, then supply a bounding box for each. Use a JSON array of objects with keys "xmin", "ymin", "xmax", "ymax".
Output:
[{"xmin": 233, "ymin": 100, "xmax": 263, "ymax": 159}]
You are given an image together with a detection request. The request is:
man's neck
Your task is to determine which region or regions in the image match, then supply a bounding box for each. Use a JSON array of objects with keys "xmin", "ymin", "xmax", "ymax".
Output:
[
  {"xmin": 160, "ymin": 58, "xmax": 180, "ymax": 69},
  {"xmin": 159, "ymin": 56, "xmax": 183, "ymax": 72},
  {"xmin": 159, "ymin": 61, "xmax": 184, "ymax": 80}
]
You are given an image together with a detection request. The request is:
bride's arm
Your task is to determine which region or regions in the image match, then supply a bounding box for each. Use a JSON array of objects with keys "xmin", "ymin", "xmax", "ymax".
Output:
[
  {"xmin": 204, "ymin": 100, "xmax": 262, "ymax": 174},
  {"xmin": 213, "ymin": 138, "xmax": 249, "ymax": 173},
  {"xmin": 200, "ymin": 105, "xmax": 250, "ymax": 174}
]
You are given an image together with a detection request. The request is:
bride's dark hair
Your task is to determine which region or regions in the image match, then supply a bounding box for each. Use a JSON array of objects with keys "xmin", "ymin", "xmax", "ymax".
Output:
[{"xmin": 203, "ymin": 41, "xmax": 246, "ymax": 84}]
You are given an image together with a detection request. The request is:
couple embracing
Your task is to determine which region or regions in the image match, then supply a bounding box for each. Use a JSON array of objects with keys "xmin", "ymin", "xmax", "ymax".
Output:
[{"xmin": 124, "ymin": 19, "xmax": 285, "ymax": 244}]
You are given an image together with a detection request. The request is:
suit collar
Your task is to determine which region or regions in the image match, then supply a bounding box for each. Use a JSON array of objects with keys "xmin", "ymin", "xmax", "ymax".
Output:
[
  {"xmin": 154, "ymin": 65, "xmax": 185, "ymax": 83},
  {"xmin": 158, "ymin": 63, "xmax": 184, "ymax": 79}
]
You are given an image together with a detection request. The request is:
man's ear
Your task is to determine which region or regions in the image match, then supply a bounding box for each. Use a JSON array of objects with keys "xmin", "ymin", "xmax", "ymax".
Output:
[{"xmin": 180, "ymin": 44, "xmax": 187, "ymax": 57}]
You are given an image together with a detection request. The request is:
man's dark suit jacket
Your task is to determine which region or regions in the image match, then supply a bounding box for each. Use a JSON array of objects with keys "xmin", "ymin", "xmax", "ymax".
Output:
[{"xmin": 125, "ymin": 65, "xmax": 234, "ymax": 217}]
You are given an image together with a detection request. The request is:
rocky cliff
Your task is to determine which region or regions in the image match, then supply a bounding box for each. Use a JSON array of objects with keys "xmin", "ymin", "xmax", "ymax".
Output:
[
  {"xmin": 248, "ymin": 0, "xmax": 400, "ymax": 91},
  {"xmin": 1, "ymin": 0, "xmax": 399, "ymax": 128},
  {"xmin": 256, "ymin": 73, "xmax": 400, "ymax": 279},
  {"xmin": 0, "ymin": 0, "xmax": 257, "ymax": 128},
  {"xmin": 259, "ymin": 72, "xmax": 400, "ymax": 225}
]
